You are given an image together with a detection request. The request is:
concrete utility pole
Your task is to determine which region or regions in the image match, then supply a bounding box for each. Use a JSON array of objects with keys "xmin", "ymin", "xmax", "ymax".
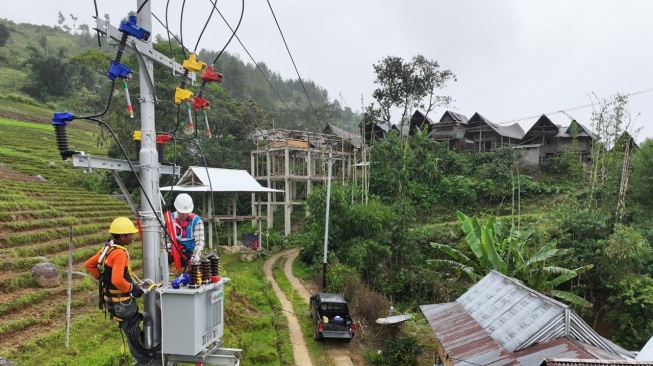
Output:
[
  {"xmin": 322, "ymin": 147, "xmax": 333, "ymax": 292},
  {"xmin": 136, "ymin": 0, "xmax": 162, "ymax": 344}
]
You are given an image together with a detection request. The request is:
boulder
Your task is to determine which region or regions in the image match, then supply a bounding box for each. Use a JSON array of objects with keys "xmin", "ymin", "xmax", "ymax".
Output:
[
  {"xmin": 31, "ymin": 262, "xmax": 61, "ymax": 288},
  {"xmin": 0, "ymin": 356, "xmax": 17, "ymax": 366}
]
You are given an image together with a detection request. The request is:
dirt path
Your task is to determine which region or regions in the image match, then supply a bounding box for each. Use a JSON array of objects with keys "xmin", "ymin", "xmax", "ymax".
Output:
[
  {"xmin": 263, "ymin": 250, "xmax": 313, "ymax": 366},
  {"xmin": 264, "ymin": 248, "xmax": 356, "ymax": 366}
]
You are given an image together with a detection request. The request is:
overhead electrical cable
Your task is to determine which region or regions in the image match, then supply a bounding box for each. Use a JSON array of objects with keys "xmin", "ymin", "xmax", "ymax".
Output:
[
  {"xmin": 193, "ymin": 0, "xmax": 218, "ymax": 53},
  {"xmin": 93, "ymin": 0, "xmax": 101, "ymax": 47},
  {"xmin": 152, "ymin": 12, "xmax": 191, "ymax": 55},
  {"xmin": 209, "ymin": 0, "xmax": 244, "ymax": 65},
  {"xmin": 209, "ymin": 1, "xmax": 303, "ymax": 126},
  {"xmin": 495, "ymin": 87, "xmax": 653, "ymax": 126},
  {"xmin": 163, "ymin": 0, "xmax": 176, "ymax": 67},
  {"xmin": 179, "ymin": 0, "xmax": 188, "ymax": 58},
  {"xmin": 136, "ymin": 0, "xmax": 151, "ymax": 14},
  {"xmin": 265, "ymin": 0, "xmax": 323, "ymax": 129}
]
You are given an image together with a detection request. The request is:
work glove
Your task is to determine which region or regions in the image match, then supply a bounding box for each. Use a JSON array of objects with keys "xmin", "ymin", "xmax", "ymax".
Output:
[
  {"xmin": 191, "ymin": 253, "xmax": 201, "ymax": 265},
  {"xmin": 130, "ymin": 285, "xmax": 145, "ymax": 298}
]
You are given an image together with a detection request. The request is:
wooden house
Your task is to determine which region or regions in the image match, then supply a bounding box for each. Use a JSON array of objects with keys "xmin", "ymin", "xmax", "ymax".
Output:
[
  {"xmin": 428, "ymin": 110, "xmax": 470, "ymax": 150},
  {"xmin": 612, "ymin": 131, "xmax": 638, "ymax": 153},
  {"xmin": 408, "ymin": 110, "xmax": 438, "ymax": 135},
  {"xmin": 359, "ymin": 120, "xmax": 390, "ymax": 145},
  {"xmin": 518, "ymin": 116, "xmax": 596, "ymax": 164},
  {"xmin": 462, "ymin": 112, "xmax": 524, "ymax": 152},
  {"xmin": 555, "ymin": 120, "xmax": 594, "ymax": 163},
  {"xmin": 517, "ymin": 115, "xmax": 562, "ymax": 164}
]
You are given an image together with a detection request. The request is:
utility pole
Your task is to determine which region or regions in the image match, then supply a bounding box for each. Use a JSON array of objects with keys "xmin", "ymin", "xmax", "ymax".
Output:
[
  {"xmin": 136, "ymin": 0, "xmax": 162, "ymax": 345},
  {"xmin": 322, "ymin": 147, "xmax": 333, "ymax": 292},
  {"xmin": 55, "ymin": 3, "xmax": 242, "ymax": 363}
]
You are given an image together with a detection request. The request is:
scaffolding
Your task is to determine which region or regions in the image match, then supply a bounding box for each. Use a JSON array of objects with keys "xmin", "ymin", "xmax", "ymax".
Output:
[{"xmin": 250, "ymin": 129, "xmax": 357, "ymax": 236}]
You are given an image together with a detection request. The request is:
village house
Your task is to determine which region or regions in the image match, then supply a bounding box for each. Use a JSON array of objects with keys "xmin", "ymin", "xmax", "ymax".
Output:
[{"xmin": 518, "ymin": 115, "xmax": 595, "ymax": 165}]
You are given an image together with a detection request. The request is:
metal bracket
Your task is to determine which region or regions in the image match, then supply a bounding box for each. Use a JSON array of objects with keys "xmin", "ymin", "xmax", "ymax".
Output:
[
  {"xmin": 165, "ymin": 347, "xmax": 242, "ymax": 366},
  {"xmin": 72, "ymin": 153, "xmax": 180, "ymax": 176},
  {"xmin": 111, "ymin": 171, "xmax": 140, "ymax": 216},
  {"xmin": 94, "ymin": 17, "xmax": 196, "ymax": 83}
]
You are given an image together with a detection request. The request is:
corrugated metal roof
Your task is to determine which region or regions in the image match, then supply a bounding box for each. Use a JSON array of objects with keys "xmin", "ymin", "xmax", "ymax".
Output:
[
  {"xmin": 323, "ymin": 123, "xmax": 362, "ymax": 148},
  {"xmin": 420, "ymin": 302, "xmax": 519, "ymax": 366},
  {"xmin": 541, "ymin": 358, "xmax": 653, "ymax": 366},
  {"xmin": 160, "ymin": 166, "xmax": 283, "ymax": 193},
  {"xmin": 420, "ymin": 271, "xmax": 636, "ymax": 365},
  {"xmin": 437, "ymin": 110, "xmax": 470, "ymax": 124},
  {"xmin": 495, "ymin": 122, "xmax": 525, "ymax": 140},
  {"xmin": 637, "ymin": 335, "xmax": 653, "ymax": 360},
  {"xmin": 467, "ymin": 113, "xmax": 525, "ymax": 139},
  {"xmin": 514, "ymin": 337, "xmax": 631, "ymax": 365}
]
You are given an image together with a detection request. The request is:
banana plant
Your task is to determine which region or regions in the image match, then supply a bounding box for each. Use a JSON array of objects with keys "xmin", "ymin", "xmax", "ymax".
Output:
[{"xmin": 428, "ymin": 211, "xmax": 593, "ymax": 308}]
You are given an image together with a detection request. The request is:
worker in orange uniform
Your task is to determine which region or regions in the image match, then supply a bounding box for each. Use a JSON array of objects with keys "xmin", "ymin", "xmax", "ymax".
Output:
[{"xmin": 84, "ymin": 217, "xmax": 159, "ymax": 366}]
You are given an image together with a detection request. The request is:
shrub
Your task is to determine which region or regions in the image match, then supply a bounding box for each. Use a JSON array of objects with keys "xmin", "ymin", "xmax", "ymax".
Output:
[{"xmin": 372, "ymin": 335, "xmax": 424, "ymax": 366}]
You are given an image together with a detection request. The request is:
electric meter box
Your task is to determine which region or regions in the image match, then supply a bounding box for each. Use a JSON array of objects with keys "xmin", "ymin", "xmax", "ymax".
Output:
[{"xmin": 160, "ymin": 281, "xmax": 225, "ymax": 356}]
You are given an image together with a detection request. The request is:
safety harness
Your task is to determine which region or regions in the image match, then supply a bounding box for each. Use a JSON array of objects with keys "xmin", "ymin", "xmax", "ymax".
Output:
[{"xmin": 96, "ymin": 240, "xmax": 135, "ymax": 320}]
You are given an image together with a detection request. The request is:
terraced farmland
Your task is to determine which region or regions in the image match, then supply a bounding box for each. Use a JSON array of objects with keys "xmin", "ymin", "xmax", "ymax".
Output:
[{"xmin": 0, "ymin": 117, "xmax": 139, "ymax": 353}]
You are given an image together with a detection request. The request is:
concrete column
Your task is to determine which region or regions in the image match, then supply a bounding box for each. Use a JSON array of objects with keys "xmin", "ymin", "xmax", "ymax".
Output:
[{"xmin": 284, "ymin": 146, "xmax": 291, "ymax": 236}]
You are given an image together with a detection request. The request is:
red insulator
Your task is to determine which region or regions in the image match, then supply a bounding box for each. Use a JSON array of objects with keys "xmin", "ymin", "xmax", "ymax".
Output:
[
  {"xmin": 201, "ymin": 66, "xmax": 222, "ymax": 83},
  {"xmin": 192, "ymin": 97, "xmax": 210, "ymax": 111}
]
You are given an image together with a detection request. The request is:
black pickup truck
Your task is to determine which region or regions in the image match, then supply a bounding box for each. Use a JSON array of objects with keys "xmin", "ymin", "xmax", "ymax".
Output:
[{"xmin": 310, "ymin": 293, "xmax": 355, "ymax": 342}]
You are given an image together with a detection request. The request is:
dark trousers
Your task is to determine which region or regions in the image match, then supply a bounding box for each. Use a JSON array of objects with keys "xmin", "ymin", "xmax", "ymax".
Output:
[{"xmin": 106, "ymin": 299, "xmax": 153, "ymax": 365}]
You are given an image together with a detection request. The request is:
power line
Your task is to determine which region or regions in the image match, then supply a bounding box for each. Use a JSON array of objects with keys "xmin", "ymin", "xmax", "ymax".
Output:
[
  {"xmin": 495, "ymin": 87, "xmax": 653, "ymax": 126},
  {"xmin": 209, "ymin": 0, "xmax": 244, "ymax": 66},
  {"xmin": 208, "ymin": 1, "xmax": 303, "ymax": 127},
  {"xmin": 265, "ymin": 0, "xmax": 323, "ymax": 129},
  {"xmin": 179, "ymin": 0, "xmax": 188, "ymax": 58},
  {"xmin": 194, "ymin": 0, "xmax": 218, "ymax": 53},
  {"xmin": 136, "ymin": 0, "xmax": 150, "ymax": 14}
]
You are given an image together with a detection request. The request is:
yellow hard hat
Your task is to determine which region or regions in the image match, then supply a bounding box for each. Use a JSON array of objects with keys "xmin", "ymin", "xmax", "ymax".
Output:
[{"xmin": 109, "ymin": 217, "xmax": 139, "ymax": 234}]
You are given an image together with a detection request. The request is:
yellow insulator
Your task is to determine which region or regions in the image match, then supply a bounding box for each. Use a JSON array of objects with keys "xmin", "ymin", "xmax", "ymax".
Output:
[
  {"xmin": 182, "ymin": 54, "xmax": 206, "ymax": 72},
  {"xmin": 175, "ymin": 88, "xmax": 194, "ymax": 104}
]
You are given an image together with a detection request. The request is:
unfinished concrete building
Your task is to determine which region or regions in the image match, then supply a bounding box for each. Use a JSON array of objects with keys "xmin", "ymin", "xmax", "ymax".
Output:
[{"xmin": 250, "ymin": 129, "xmax": 359, "ymax": 236}]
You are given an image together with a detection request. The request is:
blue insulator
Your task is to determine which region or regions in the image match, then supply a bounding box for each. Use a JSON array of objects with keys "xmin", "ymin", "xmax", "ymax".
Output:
[
  {"xmin": 52, "ymin": 112, "xmax": 74, "ymax": 125},
  {"xmin": 107, "ymin": 60, "xmax": 133, "ymax": 81},
  {"xmin": 171, "ymin": 278, "xmax": 181, "ymax": 289},
  {"xmin": 51, "ymin": 112, "xmax": 75, "ymax": 160},
  {"xmin": 119, "ymin": 15, "xmax": 150, "ymax": 41},
  {"xmin": 180, "ymin": 273, "xmax": 190, "ymax": 286}
]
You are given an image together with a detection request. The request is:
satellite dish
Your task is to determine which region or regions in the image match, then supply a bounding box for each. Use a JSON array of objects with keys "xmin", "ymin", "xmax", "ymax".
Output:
[{"xmin": 375, "ymin": 314, "xmax": 412, "ymax": 325}]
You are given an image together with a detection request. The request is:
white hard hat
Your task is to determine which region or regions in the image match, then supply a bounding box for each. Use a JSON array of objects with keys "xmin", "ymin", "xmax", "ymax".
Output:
[{"xmin": 174, "ymin": 193, "xmax": 194, "ymax": 214}]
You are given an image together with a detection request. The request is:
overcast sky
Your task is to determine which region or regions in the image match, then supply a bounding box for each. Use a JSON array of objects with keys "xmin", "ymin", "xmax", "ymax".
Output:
[{"xmin": 2, "ymin": 0, "xmax": 652, "ymax": 141}]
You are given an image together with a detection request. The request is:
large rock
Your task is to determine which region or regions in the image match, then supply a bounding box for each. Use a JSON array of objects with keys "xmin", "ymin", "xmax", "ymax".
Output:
[
  {"xmin": 31, "ymin": 262, "xmax": 61, "ymax": 288},
  {"xmin": 0, "ymin": 356, "xmax": 17, "ymax": 365}
]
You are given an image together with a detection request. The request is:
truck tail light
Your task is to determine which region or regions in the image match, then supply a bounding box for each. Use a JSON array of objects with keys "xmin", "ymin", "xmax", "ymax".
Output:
[
  {"xmin": 318, "ymin": 324, "xmax": 324, "ymax": 332},
  {"xmin": 350, "ymin": 324, "xmax": 356, "ymax": 332}
]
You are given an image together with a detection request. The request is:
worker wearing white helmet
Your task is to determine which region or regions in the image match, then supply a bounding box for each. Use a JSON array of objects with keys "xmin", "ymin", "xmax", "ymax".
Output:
[{"xmin": 172, "ymin": 193, "xmax": 205, "ymax": 267}]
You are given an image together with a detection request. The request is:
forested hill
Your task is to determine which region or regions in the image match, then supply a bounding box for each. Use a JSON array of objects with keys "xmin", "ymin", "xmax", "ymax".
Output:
[{"xmin": 0, "ymin": 17, "xmax": 361, "ymax": 135}]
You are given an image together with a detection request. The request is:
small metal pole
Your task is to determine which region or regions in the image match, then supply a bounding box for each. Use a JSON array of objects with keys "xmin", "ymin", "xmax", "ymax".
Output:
[
  {"xmin": 322, "ymin": 147, "xmax": 333, "ymax": 292},
  {"xmin": 65, "ymin": 225, "xmax": 73, "ymax": 347}
]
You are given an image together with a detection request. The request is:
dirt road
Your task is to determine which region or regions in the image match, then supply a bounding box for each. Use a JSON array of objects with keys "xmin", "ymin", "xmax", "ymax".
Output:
[{"xmin": 264, "ymin": 248, "xmax": 355, "ymax": 366}]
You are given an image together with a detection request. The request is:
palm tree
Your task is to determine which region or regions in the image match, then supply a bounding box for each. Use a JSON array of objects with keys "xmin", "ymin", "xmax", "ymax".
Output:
[{"xmin": 428, "ymin": 211, "xmax": 593, "ymax": 308}]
